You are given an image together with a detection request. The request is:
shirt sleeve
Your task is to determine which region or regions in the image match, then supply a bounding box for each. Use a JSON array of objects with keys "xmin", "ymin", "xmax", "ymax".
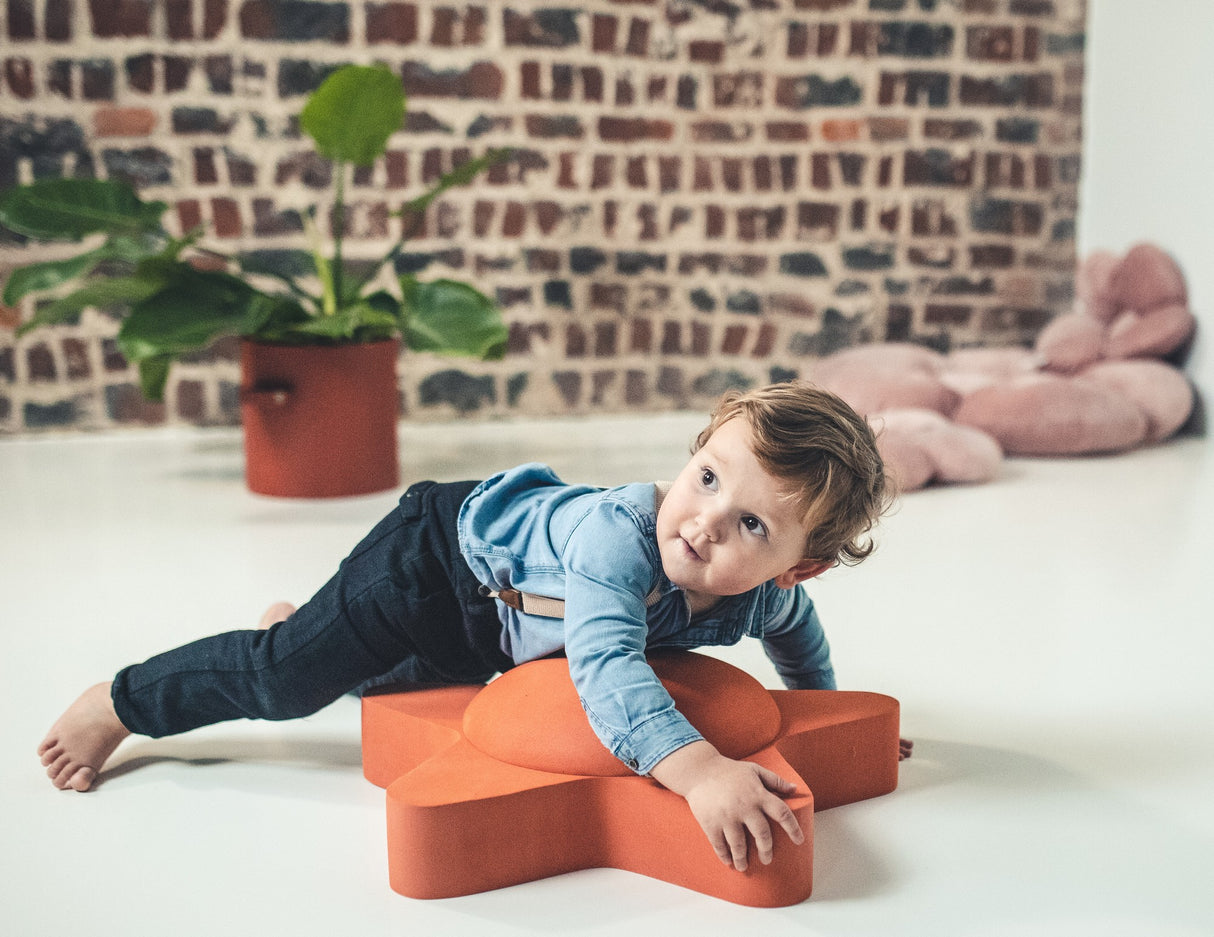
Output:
[
  {"xmin": 559, "ymin": 499, "xmax": 705, "ymax": 775},
  {"xmin": 759, "ymin": 583, "xmax": 837, "ymax": 690}
]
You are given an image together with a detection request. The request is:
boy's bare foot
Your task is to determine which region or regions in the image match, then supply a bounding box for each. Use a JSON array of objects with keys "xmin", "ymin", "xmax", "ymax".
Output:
[
  {"xmin": 38, "ymin": 682, "xmax": 131, "ymax": 792},
  {"xmin": 258, "ymin": 601, "xmax": 297, "ymax": 630}
]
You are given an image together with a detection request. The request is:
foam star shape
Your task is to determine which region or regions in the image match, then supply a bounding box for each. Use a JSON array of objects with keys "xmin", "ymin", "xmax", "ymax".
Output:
[{"xmin": 362, "ymin": 651, "xmax": 899, "ymax": 907}]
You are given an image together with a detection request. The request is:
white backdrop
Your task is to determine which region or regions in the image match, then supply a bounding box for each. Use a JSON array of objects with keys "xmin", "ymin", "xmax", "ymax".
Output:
[{"xmin": 1079, "ymin": 0, "xmax": 1214, "ymax": 395}]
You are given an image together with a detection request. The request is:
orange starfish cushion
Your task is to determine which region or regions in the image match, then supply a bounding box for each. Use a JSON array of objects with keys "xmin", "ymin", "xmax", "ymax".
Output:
[{"xmin": 462, "ymin": 651, "xmax": 781, "ymax": 776}]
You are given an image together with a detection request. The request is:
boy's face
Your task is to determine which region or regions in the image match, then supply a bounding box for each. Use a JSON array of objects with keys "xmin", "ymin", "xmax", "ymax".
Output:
[{"xmin": 656, "ymin": 417, "xmax": 829, "ymax": 611}]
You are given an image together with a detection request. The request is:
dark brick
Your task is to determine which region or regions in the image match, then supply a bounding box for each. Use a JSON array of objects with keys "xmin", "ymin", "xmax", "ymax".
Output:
[
  {"xmin": 692, "ymin": 369, "xmax": 752, "ymax": 399},
  {"xmin": 780, "ymin": 252, "xmax": 828, "ymax": 277},
  {"xmin": 45, "ymin": 0, "xmax": 71, "ymax": 39},
  {"xmin": 503, "ymin": 8, "xmax": 579, "ymax": 47},
  {"xmin": 4, "ymin": 59, "xmax": 36, "ymax": 99},
  {"xmin": 873, "ymin": 22, "xmax": 955, "ymax": 58},
  {"xmin": 401, "ymin": 61, "xmax": 503, "ymax": 99},
  {"xmin": 617, "ymin": 252, "xmax": 666, "ymax": 275},
  {"xmin": 525, "ymin": 114, "xmax": 584, "ymax": 139},
  {"xmin": 1046, "ymin": 32, "xmax": 1085, "ymax": 55},
  {"xmin": 24, "ymin": 399, "xmax": 78, "ymax": 428},
  {"xmin": 904, "ymin": 148, "xmax": 975, "ymax": 186},
  {"xmin": 908, "ymin": 246, "xmax": 955, "ymax": 268},
  {"xmin": 203, "ymin": 55, "xmax": 234, "ymax": 94},
  {"xmin": 102, "ymin": 147, "xmax": 172, "ymax": 185},
  {"xmin": 46, "ymin": 59, "xmax": 72, "ymax": 97},
  {"xmin": 172, "ymin": 107, "xmax": 236, "ymax": 134},
  {"xmin": 544, "ymin": 280, "xmax": 572, "ymax": 308},
  {"xmin": 570, "ymin": 247, "xmax": 607, "ymax": 274},
  {"xmin": 240, "ymin": 1, "xmax": 349, "ymax": 41},
  {"xmin": 88, "ymin": 0, "xmax": 152, "ymax": 38},
  {"xmin": 419, "ymin": 369, "xmax": 495, "ymax": 413},
  {"xmin": 626, "ymin": 16, "xmax": 649, "ymax": 56},
  {"xmin": 125, "ymin": 54, "xmax": 154, "ymax": 93},
  {"xmin": 552, "ymin": 371, "xmax": 581, "ymax": 407},
  {"xmin": 677, "ymin": 74, "xmax": 698, "ymax": 109},
  {"xmin": 82, "ymin": 59, "xmax": 116, "ymax": 100},
  {"xmin": 595, "ymin": 322, "xmax": 618, "ymax": 357},
  {"xmin": 26, "ymin": 342, "xmax": 56, "ymax": 380},
  {"xmin": 933, "ymin": 275, "xmax": 994, "ymax": 295},
  {"xmin": 923, "ymin": 118, "xmax": 983, "ymax": 140},
  {"xmin": 959, "ymin": 73, "xmax": 1054, "ymax": 108},
  {"xmin": 884, "ymin": 304, "xmax": 912, "ymax": 341},
  {"xmin": 776, "ymin": 74, "xmax": 863, "ymax": 108},
  {"xmin": 367, "ymin": 2, "xmax": 418, "ymax": 44},
  {"xmin": 797, "ymin": 202, "xmax": 839, "ymax": 238},
  {"xmin": 998, "ymin": 117, "xmax": 1040, "ymax": 143},
  {"xmin": 843, "ymin": 245, "xmax": 895, "ymax": 270},
  {"xmin": 224, "ymin": 148, "xmax": 257, "ymax": 185},
  {"xmin": 726, "ymin": 291, "xmax": 761, "ymax": 315},
  {"xmin": 967, "ymin": 25, "xmax": 1014, "ymax": 61},
  {"xmin": 1010, "ymin": 0, "xmax": 1054, "ymax": 14},
  {"xmin": 690, "ymin": 40, "xmax": 724, "ymax": 64},
  {"xmin": 164, "ymin": 56, "xmax": 193, "ymax": 92},
  {"xmin": 8, "ymin": 0, "xmax": 35, "ymax": 39},
  {"xmin": 251, "ymin": 198, "xmax": 303, "ymax": 236},
  {"xmin": 924, "ymin": 303, "xmax": 972, "ymax": 326},
  {"xmin": 689, "ymin": 288, "xmax": 716, "ymax": 312},
  {"xmin": 598, "ymin": 116, "xmax": 673, "ymax": 143},
  {"xmin": 277, "ymin": 59, "xmax": 340, "ymax": 97},
  {"xmin": 970, "ymin": 244, "xmax": 1015, "ymax": 267},
  {"xmin": 970, "ymin": 196, "xmax": 1043, "ymax": 235},
  {"xmin": 880, "ymin": 70, "xmax": 950, "ymax": 106},
  {"xmin": 491, "ymin": 286, "xmax": 529, "ymax": 309}
]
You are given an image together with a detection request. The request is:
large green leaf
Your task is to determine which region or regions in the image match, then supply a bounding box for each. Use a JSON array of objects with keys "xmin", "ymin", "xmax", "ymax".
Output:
[
  {"xmin": 116, "ymin": 270, "xmax": 256, "ymax": 362},
  {"xmin": 402, "ymin": 278, "xmax": 506, "ymax": 360},
  {"xmin": 15, "ymin": 275, "xmax": 166, "ymax": 335},
  {"xmin": 136, "ymin": 355, "xmax": 173, "ymax": 402},
  {"xmin": 0, "ymin": 178, "xmax": 166, "ymax": 240},
  {"xmin": 2, "ymin": 234, "xmax": 159, "ymax": 305},
  {"xmin": 299, "ymin": 65, "xmax": 406, "ymax": 167}
]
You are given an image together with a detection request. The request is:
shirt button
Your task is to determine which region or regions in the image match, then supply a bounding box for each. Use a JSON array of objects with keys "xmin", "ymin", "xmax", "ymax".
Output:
[{"xmin": 625, "ymin": 758, "xmax": 639, "ymax": 770}]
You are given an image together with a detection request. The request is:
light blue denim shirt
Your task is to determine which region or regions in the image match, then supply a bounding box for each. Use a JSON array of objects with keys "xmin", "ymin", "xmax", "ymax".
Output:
[{"xmin": 457, "ymin": 463, "xmax": 835, "ymax": 775}]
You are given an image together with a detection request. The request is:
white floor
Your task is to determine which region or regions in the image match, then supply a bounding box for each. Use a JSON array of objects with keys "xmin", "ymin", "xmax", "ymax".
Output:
[{"xmin": 2, "ymin": 415, "xmax": 1211, "ymax": 937}]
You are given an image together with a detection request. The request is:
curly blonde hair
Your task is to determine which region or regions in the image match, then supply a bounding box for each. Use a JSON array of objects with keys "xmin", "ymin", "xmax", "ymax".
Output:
[{"xmin": 694, "ymin": 381, "xmax": 893, "ymax": 566}]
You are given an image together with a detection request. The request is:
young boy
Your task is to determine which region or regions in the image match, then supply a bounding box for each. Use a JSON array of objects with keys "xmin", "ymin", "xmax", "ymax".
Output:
[{"xmin": 39, "ymin": 381, "xmax": 894, "ymax": 873}]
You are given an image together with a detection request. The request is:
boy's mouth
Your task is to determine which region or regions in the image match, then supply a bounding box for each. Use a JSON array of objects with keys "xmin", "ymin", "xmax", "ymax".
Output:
[{"xmin": 679, "ymin": 536, "xmax": 704, "ymax": 561}]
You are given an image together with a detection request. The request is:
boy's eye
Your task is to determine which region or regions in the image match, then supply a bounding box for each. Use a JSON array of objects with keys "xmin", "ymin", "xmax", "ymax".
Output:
[
  {"xmin": 699, "ymin": 469, "xmax": 717, "ymax": 489},
  {"xmin": 742, "ymin": 515, "xmax": 767, "ymax": 537}
]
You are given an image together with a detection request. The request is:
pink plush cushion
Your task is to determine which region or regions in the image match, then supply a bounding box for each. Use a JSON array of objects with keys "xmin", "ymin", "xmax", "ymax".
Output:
[
  {"xmin": 1080, "ymin": 360, "xmax": 1194, "ymax": 443},
  {"xmin": 873, "ymin": 409, "xmax": 1003, "ymax": 491},
  {"xmin": 1109, "ymin": 243, "xmax": 1188, "ymax": 313},
  {"xmin": 1105, "ymin": 303, "xmax": 1197, "ymax": 360},
  {"xmin": 1077, "ymin": 249, "xmax": 1121, "ymax": 322},
  {"xmin": 938, "ymin": 347, "xmax": 1039, "ymax": 395},
  {"xmin": 813, "ymin": 344, "xmax": 960, "ymax": 417},
  {"xmin": 955, "ymin": 373, "xmax": 1149, "ymax": 455},
  {"xmin": 1035, "ymin": 312, "xmax": 1106, "ymax": 373}
]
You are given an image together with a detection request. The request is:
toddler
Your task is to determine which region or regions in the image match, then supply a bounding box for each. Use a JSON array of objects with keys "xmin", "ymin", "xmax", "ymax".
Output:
[{"xmin": 39, "ymin": 381, "xmax": 896, "ymax": 873}]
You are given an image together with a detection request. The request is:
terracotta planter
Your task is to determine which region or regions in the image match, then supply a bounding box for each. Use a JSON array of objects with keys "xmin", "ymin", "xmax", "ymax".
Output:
[{"xmin": 239, "ymin": 338, "xmax": 401, "ymax": 498}]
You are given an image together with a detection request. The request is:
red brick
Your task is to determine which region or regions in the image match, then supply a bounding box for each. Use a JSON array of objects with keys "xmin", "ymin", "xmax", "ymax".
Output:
[
  {"xmin": 93, "ymin": 105, "xmax": 156, "ymax": 137},
  {"xmin": 4, "ymin": 58, "xmax": 35, "ymax": 98},
  {"xmin": 210, "ymin": 197, "xmax": 241, "ymax": 237}
]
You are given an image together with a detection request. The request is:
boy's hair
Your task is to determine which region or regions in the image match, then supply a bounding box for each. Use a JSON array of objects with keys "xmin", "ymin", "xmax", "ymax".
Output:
[{"xmin": 693, "ymin": 381, "xmax": 892, "ymax": 567}]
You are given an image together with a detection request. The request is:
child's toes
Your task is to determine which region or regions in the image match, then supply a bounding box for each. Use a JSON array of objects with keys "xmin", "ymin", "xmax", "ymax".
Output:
[{"xmin": 65, "ymin": 766, "xmax": 97, "ymax": 792}]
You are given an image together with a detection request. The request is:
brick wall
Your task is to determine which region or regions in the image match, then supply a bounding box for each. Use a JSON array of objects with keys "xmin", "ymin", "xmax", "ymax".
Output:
[{"xmin": 0, "ymin": 0, "xmax": 1086, "ymax": 432}]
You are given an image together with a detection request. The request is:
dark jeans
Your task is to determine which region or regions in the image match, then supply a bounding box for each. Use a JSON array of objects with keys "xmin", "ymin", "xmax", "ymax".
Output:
[{"xmin": 111, "ymin": 480, "xmax": 512, "ymax": 738}]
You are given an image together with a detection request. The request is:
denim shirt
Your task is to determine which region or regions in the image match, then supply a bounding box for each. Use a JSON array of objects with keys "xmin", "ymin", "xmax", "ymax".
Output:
[{"xmin": 457, "ymin": 463, "xmax": 835, "ymax": 776}]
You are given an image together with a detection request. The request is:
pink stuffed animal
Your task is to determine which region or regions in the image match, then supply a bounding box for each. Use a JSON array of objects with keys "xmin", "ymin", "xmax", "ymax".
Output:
[{"xmin": 812, "ymin": 243, "xmax": 1198, "ymax": 491}]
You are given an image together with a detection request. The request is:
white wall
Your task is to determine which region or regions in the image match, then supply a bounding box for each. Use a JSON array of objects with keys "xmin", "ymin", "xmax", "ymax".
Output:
[{"xmin": 1080, "ymin": 0, "xmax": 1214, "ymax": 396}]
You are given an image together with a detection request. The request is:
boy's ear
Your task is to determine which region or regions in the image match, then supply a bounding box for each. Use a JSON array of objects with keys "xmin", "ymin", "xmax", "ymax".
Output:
[{"xmin": 773, "ymin": 558, "xmax": 832, "ymax": 589}]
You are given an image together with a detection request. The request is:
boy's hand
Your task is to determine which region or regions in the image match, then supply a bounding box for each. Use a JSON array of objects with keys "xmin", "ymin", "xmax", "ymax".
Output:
[{"xmin": 649, "ymin": 740, "xmax": 805, "ymax": 872}]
